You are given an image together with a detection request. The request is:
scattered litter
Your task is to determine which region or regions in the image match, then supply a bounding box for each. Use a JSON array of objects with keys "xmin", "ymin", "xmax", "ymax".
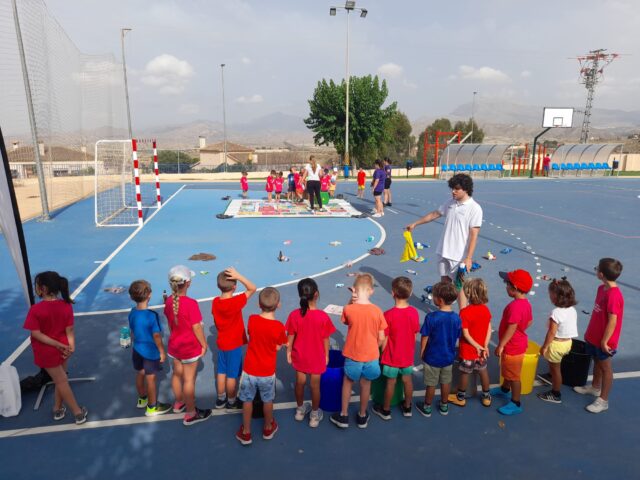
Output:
[
  {"xmin": 298, "ymin": 449, "xmax": 304, "ymax": 454},
  {"xmin": 500, "ymin": 248, "xmax": 512, "ymax": 254},
  {"xmin": 533, "ymin": 283, "xmax": 539, "ymax": 287},
  {"xmin": 424, "ymin": 285, "xmax": 433, "ymax": 294},
  {"xmin": 346, "ymin": 272, "xmax": 357, "ymax": 277},
  {"xmin": 561, "ymin": 267, "xmax": 570, "ymax": 272},
  {"xmin": 221, "ymin": 195, "xmax": 231, "ymax": 200},
  {"xmin": 414, "ymin": 242, "xmax": 429, "ymax": 250},
  {"xmin": 582, "ymin": 310, "xmax": 591, "ymax": 315},
  {"xmin": 324, "ymin": 304, "xmax": 344, "ymax": 316},
  {"xmin": 529, "ymin": 291, "xmax": 536, "ymax": 296},
  {"xmin": 498, "ymin": 421, "xmax": 506, "ymax": 429},
  {"xmin": 329, "ymin": 241, "xmax": 342, "ymax": 246},
  {"xmin": 483, "ymin": 252, "xmax": 496, "ymax": 260},
  {"xmin": 406, "ymin": 269, "xmax": 417, "ymax": 275},
  {"xmin": 283, "ymin": 240, "xmax": 292, "ymax": 245},
  {"xmin": 200, "ymin": 271, "xmax": 209, "ymax": 276},
  {"xmin": 335, "ymin": 283, "xmax": 345, "ymax": 288},
  {"xmin": 369, "ymin": 248, "xmax": 385, "ymax": 255},
  {"xmin": 216, "ymin": 214, "xmax": 232, "ymax": 219},
  {"xmin": 470, "ymin": 262, "xmax": 482, "ymax": 272},
  {"xmin": 343, "ymin": 261, "xmax": 353, "ymax": 268},
  {"xmin": 366, "ymin": 236, "xmax": 375, "ymax": 243},
  {"xmin": 278, "ymin": 251, "xmax": 290, "ymax": 262},
  {"xmin": 525, "ymin": 246, "xmax": 532, "ymax": 250},
  {"xmin": 411, "ymin": 256, "xmax": 426, "ymax": 263},
  {"xmin": 541, "ymin": 275, "xmax": 552, "ymax": 281},
  {"xmin": 420, "ymin": 294, "xmax": 433, "ymax": 304},
  {"xmin": 104, "ymin": 286, "xmax": 126, "ymax": 294},
  {"xmin": 189, "ymin": 253, "xmax": 216, "ymax": 261}
]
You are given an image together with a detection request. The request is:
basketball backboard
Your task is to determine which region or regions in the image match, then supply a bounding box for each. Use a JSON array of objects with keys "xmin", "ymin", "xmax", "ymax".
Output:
[{"xmin": 542, "ymin": 107, "xmax": 574, "ymax": 128}]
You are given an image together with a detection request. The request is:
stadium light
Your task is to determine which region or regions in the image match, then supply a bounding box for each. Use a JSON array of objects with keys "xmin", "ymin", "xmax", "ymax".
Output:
[{"xmin": 330, "ymin": 7, "xmax": 336, "ymax": 15}]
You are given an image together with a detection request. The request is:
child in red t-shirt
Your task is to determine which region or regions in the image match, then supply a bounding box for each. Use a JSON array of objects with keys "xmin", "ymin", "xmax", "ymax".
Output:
[
  {"xmin": 286, "ymin": 278, "xmax": 336, "ymax": 427},
  {"xmin": 23, "ymin": 271, "xmax": 88, "ymax": 425},
  {"xmin": 212, "ymin": 267, "xmax": 256, "ymax": 411},
  {"xmin": 357, "ymin": 167, "xmax": 366, "ymax": 199},
  {"xmin": 236, "ymin": 288, "xmax": 287, "ymax": 446},
  {"xmin": 449, "ymin": 278, "xmax": 492, "ymax": 408},
  {"xmin": 320, "ymin": 168, "xmax": 331, "ymax": 193},
  {"xmin": 240, "ymin": 171, "xmax": 249, "ymax": 199},
  {"xmin": 373, "ymin": 276, "xmax": 420, "ymax": 420},
  {"xmin": 575, "ymin": 257, "xmax": 624, "ymax": 414},
  {"xmin": 274, "ymin": 171, "xmax": 284, "ymax": 203},
  {"xmin": 164, "ymin": 265, "xmax": 211, "ymax": 426},
  {"xmin": 295, "ymin": 171, "xmax": 304, "ymax": 201},
  {"xmin": 265, "ymin": 170, "xmax": 276, "ymax": 202}
]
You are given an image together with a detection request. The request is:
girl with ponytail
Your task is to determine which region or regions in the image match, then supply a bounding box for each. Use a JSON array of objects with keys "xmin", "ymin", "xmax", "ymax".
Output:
[
  {"xmin": 23, "ymin": 271, "xmax": 88, "ymax": 424},
  {"xmin": 163, "ymin": 265, "xmax": 212, "ymax": 426},
  {"xmin": 285, "ymin": 278, "xmax": 336, "ymax": 427}
]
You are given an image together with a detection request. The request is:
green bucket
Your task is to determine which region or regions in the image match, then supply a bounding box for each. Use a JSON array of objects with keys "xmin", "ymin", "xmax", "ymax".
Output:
[{"xmin": 371, "ymin": 373, "xmax": 405, "ymax": 406}]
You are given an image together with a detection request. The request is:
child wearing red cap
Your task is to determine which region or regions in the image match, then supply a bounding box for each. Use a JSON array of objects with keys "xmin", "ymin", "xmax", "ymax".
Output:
[{"xmin": 491, "ymin": 269, "xmax": 533, "ymax": 416}]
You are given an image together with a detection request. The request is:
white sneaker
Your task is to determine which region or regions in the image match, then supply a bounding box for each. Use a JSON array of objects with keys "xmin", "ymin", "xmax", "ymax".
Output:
[
  {"xmin": 573, "ymin": 385, "xmax": 602, "ymax": 397},
  {"xmin": 309, "ymin": 409, "xmax": 323, "ymax": 428},
  {"xmin": 372, "ymin": 213, "xmax": 382, "ymax": 218},
  {"xmin": 585, "ymin": 397, "xmax": 609, "ymax": 414},
  {"xmin": 294, "ymin": 402, "xmax": 311, "ymax": 421}
]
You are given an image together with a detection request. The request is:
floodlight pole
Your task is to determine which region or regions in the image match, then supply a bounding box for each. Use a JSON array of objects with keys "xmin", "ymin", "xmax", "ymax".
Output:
[
  {"xmin": 529, "ymin": 128, "xmax": 551, "ymax": 178},
  {"xmin": 121, "ymin": 28, "xmax": 133, "ymax": 140},
  {"xmin": 221, "ymin": 63, "xmax": 228, "ymax": 173},
  {"xmin": 471, "ymin": 91, "xmax": 477, "ymax": 143}
]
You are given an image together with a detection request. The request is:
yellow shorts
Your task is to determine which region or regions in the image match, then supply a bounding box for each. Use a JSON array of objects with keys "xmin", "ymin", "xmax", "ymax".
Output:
[
  {"xmin": 543, "ymin": 339, "xmax": 572, "ymax": 363},
  {"xmin": 358, "ymin": 185, "xmax": 365, "ymax": 190}
]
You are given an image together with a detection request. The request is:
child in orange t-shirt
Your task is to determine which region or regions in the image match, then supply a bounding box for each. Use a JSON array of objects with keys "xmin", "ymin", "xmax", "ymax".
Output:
[
  {"xmin": 212, "ymin": 267, "xmax": 257, "ymax": 411},
  {"xmin": 330, "ymin": 273, "xmax": 387, "ymax": 430},
  {"xmin": 235, "ymin": 288, "xmax": 287, "ymax": 446}
]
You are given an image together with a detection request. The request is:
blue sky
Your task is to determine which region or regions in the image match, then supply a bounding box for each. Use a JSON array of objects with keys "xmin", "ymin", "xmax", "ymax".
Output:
[{"xmin": 45, "ymin": 0, "xmax": 640, "ymax": 127}]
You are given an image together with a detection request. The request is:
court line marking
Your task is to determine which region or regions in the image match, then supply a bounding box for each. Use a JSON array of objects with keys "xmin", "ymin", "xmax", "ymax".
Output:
[
  {"xmin": 74, "ymin": 217, "xmax": 386, "ymax": 317},
  {"xmin": 2, "ymin": 370, "xmax": 639, "ymax": 439},
  {"xmin": 482, "ymin": 200, "xmax": 640, "ymax": 239},
  {"xmin": 4, "ymin": 186, "xmax": 187, "ymax": 366}
]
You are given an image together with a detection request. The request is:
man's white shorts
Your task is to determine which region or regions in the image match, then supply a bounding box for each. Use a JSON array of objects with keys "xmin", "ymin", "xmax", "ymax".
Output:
[{"xmin": 437, "ymin": 255, "xmax": 461, "ymax": 280}]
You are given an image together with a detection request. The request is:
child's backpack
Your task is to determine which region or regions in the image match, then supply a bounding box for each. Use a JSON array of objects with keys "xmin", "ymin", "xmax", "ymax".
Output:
[{"xmin": 0, "ymin": 362, "xmax": 22, "ymax": 417}]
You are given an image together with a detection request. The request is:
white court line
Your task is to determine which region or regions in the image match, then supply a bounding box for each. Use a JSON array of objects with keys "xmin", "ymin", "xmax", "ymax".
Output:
[
  {"xmin": 4, "ymin": 186, "xmax": 187, "ymax": 365},
  {"xmin": 74, "ymin": 217, "xmax": 387, "ymax": 317},
  {"xmin": 3, "ymin": 370, "xmax": 640, "ymax": 439},
  {"xmin": 386, "ymin": 208, "xmax": 399, "ymax": 214}
]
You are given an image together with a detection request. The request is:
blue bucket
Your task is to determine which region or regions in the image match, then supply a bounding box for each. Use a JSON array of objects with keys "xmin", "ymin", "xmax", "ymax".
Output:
[{"xmin": 320, "ymin": 350, "xmax": 345, "ymax": 412}]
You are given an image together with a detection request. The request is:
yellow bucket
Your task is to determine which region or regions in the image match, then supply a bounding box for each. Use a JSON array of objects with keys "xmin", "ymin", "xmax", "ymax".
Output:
[{"xmin": 499, "ymin": 340, "xmax": 540, "ymax": 395}]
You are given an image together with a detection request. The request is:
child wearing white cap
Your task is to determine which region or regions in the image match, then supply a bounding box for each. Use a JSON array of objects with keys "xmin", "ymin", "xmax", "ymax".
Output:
[{"xmin": 164, "ymin": 265, "xmax": 212, "ymax": 426}]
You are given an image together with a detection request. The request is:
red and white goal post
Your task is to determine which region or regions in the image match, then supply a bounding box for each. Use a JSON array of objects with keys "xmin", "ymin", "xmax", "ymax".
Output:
[{"xmin": 94, "ymin": 138, "xmax": 162, "ymax": 227}]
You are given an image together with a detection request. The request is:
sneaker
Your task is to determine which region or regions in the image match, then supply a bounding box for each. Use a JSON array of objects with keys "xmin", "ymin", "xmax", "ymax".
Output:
[
  {"xmin": 489, "ymin": 386, "xmax": 512, "ymax": 400},
  {"xmin": 183, "ymin": 408, "xmax": 212, "ymax": 426},
  {"xmin": 53, "ymin": 406, "xmax": 66, "ymax": 421},
  {"xmin": 537, "ymin": 390, "xmax": 562, "ymax": 404},
  {"xmin": 235, "ymin": 425, "xmax": 252, "ymax": 446},
  {"xmin": 387, "ymin": 203, "xmax": 392, "ymax": 207},
  {"xmin": 330, "ymin": 412, "xmax": 349, "ymax": 429},
  {"xmin": 356, "ymin": 411, "xmax": 370, "ymax": 429},
  {"xmin": 145, "ymin": 402, "xmax": 172, "ymax": 417},
  {"xmin": 401, "ymin": 403, "xmax": 412, "ymax": 418},
  {"xmin": 372, "ymin": 404, "xmax": 391, "ymax": 421},
  {"xmin": 262, "ymin": 419, "xmax": 279, "ymax": 440},
  {"xmin": 225, "ymin": 400, "xmax": 243, "ymax": 412},
  {"xmin": 538, "ymin": 372, "xmax": 553, "ymax": 385},
  {"xmin": 294, "ymin": 402, "xmax": 311, "ymax": 421},
  {"xmin": 574, "ymin": 385, "xmax": 602, "ymax": 397},
  {"xmin": 481, "ymin": 394, "xmax": 492, "ymax": 407},
  {"xmin": 497, "ymin": 401, "xmax": 523, "ymax": 416},
  {"xmin": 586, "ymin": 397, "xmax": 609, "ymax": 414},
  {"xmin": 439, "ymin": 402, "xmax": 449, "ymax": 416},
  {"xmin": 415, "ymin": 401, "xmax": 432, "ymax": 418},
  {"xmin": 172, "ymin": 402, "xmax": 186, "ymax": 413},
  {"xmin": 448, "ymin": 393, "xmax": 466, "ymax": 407},
  {"xmin": 215, "ymin": 397, "xmax": 227, "ymax": 409},
  {"xmin": 136, "ymin": 397, "xmax": 148, "ymax": 409},
  {"xmin": 309, "ymin": 409, "xmax": 323, "ymax": 428},
  {"xmin": 74, "ymin": 407, "xmax": 88, "ymax": 425},
  {"xmin": 372, "ymin": 213, "xmax": 383, "ymax": 218}
]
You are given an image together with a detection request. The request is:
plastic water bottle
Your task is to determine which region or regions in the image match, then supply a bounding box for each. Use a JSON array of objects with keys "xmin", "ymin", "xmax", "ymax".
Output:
[
  {"xmin": 120, "ymin": 327, "xmax": 131, "ymax": 348},
  {"xmin": 366, "ymin": 236, "xmax": 375, "ymax": 243}
]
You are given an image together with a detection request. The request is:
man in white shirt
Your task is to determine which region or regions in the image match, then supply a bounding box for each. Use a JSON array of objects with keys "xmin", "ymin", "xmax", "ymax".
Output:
[{"xmin": 406, "ymin": 174, "xmax": 482, "ymax": 307}]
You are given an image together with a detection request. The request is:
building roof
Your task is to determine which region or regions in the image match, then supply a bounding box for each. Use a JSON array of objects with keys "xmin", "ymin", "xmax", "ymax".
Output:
[
  {"xmin": 7, "ymin": 146, "xmax": 89, "ymax": 163},
  {"xmin": 200, "ymin": 141, "xmax": 254, "ymax": 153}
]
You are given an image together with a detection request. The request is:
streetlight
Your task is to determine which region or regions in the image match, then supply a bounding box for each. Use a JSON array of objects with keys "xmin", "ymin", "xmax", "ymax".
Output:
[
  {"xmin": 330, "ymin": 1, "xmax": 367, "ymax": 169},
  {"xmin": 471, "ymin": 91, "xmax": 477, "ymax": 143},
  {"xmin": 220, "ymin": 63, "xmax": 228, "ymax": 173},
  {"xmin": 121, "ymin": 28, "xmax": 133, "ymax": 139}
]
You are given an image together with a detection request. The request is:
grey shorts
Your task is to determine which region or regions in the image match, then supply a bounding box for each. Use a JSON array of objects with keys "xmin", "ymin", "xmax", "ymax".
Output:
[
  {"xmin": 437, "ymin": 256, "xmax": 461, "ymax": 280},
  {"xmin": 423, "ymin": 363, "xmax": 453, "ymax": 387}
]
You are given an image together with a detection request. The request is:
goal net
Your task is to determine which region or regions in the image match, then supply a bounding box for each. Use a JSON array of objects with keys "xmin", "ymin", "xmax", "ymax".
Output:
[{"xmin": 94, "ymin": 139, "xmax": 161, "ymax": 226}]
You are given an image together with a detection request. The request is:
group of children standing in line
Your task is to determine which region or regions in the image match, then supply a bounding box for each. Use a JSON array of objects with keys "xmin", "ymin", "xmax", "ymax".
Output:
[
  {"xmin": 240, "ymin": 166, "xmax": 338, "ymax": 203},
  {"xmin": 23, "ymin": 255, "xmax": 624, "ymax": 445}
]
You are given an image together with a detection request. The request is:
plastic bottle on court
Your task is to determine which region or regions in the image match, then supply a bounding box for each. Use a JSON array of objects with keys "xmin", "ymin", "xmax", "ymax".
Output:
[
  {"xmin": 366, "ymin": 236, "xmax": 375, "ymax": 243},
  {"xmin": 120, "ymin": 327, "xmax": 131, "ymax": 348}
]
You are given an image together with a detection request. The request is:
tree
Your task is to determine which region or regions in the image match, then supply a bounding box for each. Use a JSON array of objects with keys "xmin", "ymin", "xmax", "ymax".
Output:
[
  {"xmin": 305, "ymin": 75, "xmax": 397, "ymax": 167},
  {"xmin": 453, "ymin": 119, "xmax": 485, "ymax": 144},
  {"xmin": 378, "ymin": 110, "xmax": 415, "ymax": 163},
  {"xmin": 415, "ymin": 117, "xmax": 485, "ymax": 167}
]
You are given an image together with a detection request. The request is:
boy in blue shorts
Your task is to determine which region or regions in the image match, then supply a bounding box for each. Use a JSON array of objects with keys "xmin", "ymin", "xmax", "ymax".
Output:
[
  {"xmin": 128, "ymin": 280, "xmax": 171, "ymax": 416},
  {"xmin": 416, "ymin": 282, "xmax": 461, "ymax": 417}
]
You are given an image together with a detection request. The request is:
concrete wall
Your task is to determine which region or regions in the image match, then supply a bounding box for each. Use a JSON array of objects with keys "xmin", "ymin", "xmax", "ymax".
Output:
[{"xmin": 621, "ymin": 153, "xmax": 640, "ymax": 171}]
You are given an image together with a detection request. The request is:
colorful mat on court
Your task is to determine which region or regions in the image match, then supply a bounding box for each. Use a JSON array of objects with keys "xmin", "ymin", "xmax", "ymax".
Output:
[{"xmin": 223, "ymin": 199, "xmax": 362, "ymax": 217}]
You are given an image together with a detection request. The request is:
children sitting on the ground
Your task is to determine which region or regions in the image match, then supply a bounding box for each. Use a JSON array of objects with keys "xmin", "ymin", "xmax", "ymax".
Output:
[
  {"xmin": 575, "ymin": 258, "xmax": 624, "ymax": 414},
  {"xmin": 23, "ymin": 271, "xmax": 88, "ymax": 425},
  {"xmin": 449, "ymin": 278, "xmax": 492, "ymax": 408},
  {"xmin": 236, "ymin": 288, "xmax": 287, "ymax": 445},
  {"xmin": 212, "ymin": 267, "xmax": 257, "ymax": 411},
  {"xmin": 286, "ymin": 278, "xmax": 336, "ymax": 427},
  {"xmin": 416, "ymin": 282, "xmax": 461, "ymax": 417},
  {"xmin": 164, "ymin": 265, "xmax": 212, "ymax": 426},
  {"xmin": 128, "ymin": 280, "xmax": 171, "ymax": 416},
  {"xmin": 537, "ymin": 277, "xmax": 578, "ymax": 404},
  {"xmin": 491, "ymin": 269, "xmax": 533, "ymax": 416},
  {"xmin": 330, "ymin": 273, "xmax": 387, "ymax": 429},
  {"xmin": 373, "ymin": 276, "xmax": 420, "ymax": 420}
]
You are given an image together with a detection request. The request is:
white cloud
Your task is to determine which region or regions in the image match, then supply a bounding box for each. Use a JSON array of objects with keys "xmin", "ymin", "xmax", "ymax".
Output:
[
  {"xmin": 458, "ymin": 65, "xmax": 511, "ymax": 83},
  {"xmin": 521, "ymin": 70, "xmax": 532, "ymax": 78},
  {"xmin": 140, "ymin": 54, "xmax": 194, "ymax": 95},
  {"xmin": 236, "ymin": 94, "xmax": 264, "ymax": 104},
  {"xmin": 402, "ymin": 79, "xmax": 417, "ymax": 89},
  {"xmin": 178, "ymin": 103, "xmax": 200, "ymax": 115},
  {"xmin": 241, "ymin": 57, "xmax": 252, "ymax": 65},
  {"xmin": 377, "ymin": 63, "xmax": 404, "ymax": 79}
]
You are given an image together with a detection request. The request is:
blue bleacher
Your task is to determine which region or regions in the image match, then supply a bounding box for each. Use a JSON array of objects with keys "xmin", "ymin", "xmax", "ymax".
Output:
[
  {"xmin": 441, "ymin": 164, "xmax": 448, "ymax": 172},
  {"xmin": 552, "ymin": 163, "xmax": 560, "ymax": 171}
]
